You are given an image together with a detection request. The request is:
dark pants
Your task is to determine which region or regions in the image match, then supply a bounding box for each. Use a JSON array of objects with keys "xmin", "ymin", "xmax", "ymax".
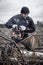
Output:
[{"xmin": 23, "ymin": 41, "xmax": 32, "ymax": 51}]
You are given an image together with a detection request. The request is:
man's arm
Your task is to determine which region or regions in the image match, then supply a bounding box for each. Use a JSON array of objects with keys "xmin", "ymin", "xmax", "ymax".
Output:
[
  {"xmin": 24, "ymin": 17, "xmax": 35, "ymax": 33},
  {"xmin": 5, "ymin": 17, "xmax": 15, "ymax": 28},
  {"xmin": 28, "ymin": 18, "xmax": 35, "ymax": 33}
]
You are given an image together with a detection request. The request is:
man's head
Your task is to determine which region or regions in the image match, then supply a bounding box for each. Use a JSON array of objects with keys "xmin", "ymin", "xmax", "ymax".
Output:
[{"xmin": 21, "ymin": 7, "xmax": 30, "ymax": 18}]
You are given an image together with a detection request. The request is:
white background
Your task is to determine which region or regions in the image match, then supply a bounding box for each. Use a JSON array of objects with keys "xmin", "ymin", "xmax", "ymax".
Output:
[{"xmin": 0, "ymin": 0, "xmax": 43, "ymax": 24}]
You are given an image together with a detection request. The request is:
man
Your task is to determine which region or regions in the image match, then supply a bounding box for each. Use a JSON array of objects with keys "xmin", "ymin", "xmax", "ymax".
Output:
[
  {"xmin": 6, "ymin": 7, "xmax": 36, "ymax": 50},
  {"xmin": 6, "ymin": 7, "xmax": 35, "ymax": 30},
  {"xmin": 6, "ymin": 7, "xmax": 35, "ymax": 35}
]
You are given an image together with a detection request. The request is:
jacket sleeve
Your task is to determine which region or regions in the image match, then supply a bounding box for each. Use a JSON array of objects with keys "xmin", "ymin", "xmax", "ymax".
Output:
[
  {"xmin": 28, "ymin": 18, "xmax": 35, "ymax": 33},
  {"xmin": 24, "ymin": 18, "xmax": 36, "ymax": 33},
  {"xmin": 5, "ymin": 17, "xmax": 15, "ymax": 28}
]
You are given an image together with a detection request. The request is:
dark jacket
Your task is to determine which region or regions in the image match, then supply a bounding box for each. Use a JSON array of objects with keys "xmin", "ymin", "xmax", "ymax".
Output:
[{"xmin": 6, "ymin": 14, "xmax": 35, "ymax": 33}]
